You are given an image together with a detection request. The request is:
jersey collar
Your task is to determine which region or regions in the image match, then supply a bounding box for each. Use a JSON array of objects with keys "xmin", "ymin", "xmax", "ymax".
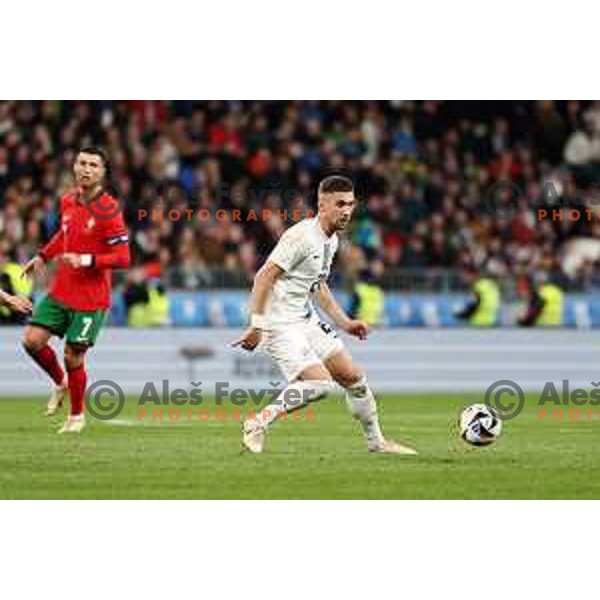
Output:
[
  {"xmin": 72, "ymin": 186, "xmax": 85, "ymax": 203},
  {"xmin": 315, "ymin": 215, "xmax": 335, "ymax": 240}
]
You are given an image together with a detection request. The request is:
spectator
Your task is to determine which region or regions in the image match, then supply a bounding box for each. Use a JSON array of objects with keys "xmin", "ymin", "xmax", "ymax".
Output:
[
  {"xmin": 563, "ymin": 112, "xmax": 600, "ymax": 186},
  {"xmin": 0, "ymin": 100, "xmax": 598, "ymax": 295}
]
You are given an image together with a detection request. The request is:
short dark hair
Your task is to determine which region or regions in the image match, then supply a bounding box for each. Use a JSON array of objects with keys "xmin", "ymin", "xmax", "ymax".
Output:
[
  {"xmin": 318, "ymin": 175, "xmax": 354, "ymax": 195},
  {"xmin": 78, "ymin": 146, "xmax": 110, "ymax": 175}
]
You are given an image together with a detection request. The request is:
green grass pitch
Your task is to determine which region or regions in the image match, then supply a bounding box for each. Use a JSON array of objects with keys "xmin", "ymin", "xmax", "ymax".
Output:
[{"xmin": 0, "ymin": 393, "xmax": 599, "ymax": 499}]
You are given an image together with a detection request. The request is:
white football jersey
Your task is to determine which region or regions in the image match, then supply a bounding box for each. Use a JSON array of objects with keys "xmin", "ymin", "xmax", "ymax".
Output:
[{"xmin": 264, "ymin": 218, "xmax": 339, "ymax": 326}]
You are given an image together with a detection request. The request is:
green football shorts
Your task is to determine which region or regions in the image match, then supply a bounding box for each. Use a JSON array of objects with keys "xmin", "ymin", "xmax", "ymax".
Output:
[{"xmin": 29, "ymin": 294, "xmax": 107, "ymax": 346}]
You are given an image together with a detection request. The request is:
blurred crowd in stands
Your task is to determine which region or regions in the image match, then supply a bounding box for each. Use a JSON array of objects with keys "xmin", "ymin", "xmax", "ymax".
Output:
[{"xmin": 2, "ymin": 100, "xmax": 600, "ymax": 292}]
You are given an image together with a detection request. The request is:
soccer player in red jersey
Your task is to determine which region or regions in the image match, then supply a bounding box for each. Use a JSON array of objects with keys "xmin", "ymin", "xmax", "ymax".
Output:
[{"xmin": 22, "ymin": 147, "xmax": 130, "ymax": 433}]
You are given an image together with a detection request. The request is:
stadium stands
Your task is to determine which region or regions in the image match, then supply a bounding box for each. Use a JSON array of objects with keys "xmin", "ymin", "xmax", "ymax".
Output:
[{"xmin": 2, "ymin": 100, "xmax": 600, "ymax": 322}]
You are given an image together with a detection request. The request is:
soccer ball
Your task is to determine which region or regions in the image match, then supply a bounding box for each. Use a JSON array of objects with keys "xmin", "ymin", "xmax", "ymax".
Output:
[{"xmin": 459, "ymin": 403, "xmax": 502, "ymax": 446}]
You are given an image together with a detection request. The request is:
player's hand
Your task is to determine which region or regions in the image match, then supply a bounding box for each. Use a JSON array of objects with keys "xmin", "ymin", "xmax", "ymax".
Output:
[
  {"xmin": 231, "ymin": 327, "xmax": 262, "ymax": 352},
  {"xmin": 2, "ymin": 293, "xmax": 33, "ymax": 315},
  {"xmin": 21, "ymin": 256, "xmax": 46, "ymax": 280},
  {"xmin": 61, "ymin": 253, "xmax": 84, "ymax": 268},
  {"xmin": 345, "ymin": 319, "xmax": 369, "ymax": 340}
]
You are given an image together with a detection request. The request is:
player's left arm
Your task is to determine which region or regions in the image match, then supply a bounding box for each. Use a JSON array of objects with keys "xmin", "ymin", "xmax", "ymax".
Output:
[
  {"xmin": 63, "ymin": 211, "xmax": 131, "ymax": 269},
  {"xmin": 94, "ymin": 218, "xmax": 131, "ymax": 269},
  {"xmin": 315, "ymin": 282, "xmax": 368, "ymax": 340}
]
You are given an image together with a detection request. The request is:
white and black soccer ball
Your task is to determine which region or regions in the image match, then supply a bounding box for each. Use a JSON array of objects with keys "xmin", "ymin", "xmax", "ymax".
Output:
[{"xmin": 459, "ymin": 403, "xmax": 502, "ymax": 446}]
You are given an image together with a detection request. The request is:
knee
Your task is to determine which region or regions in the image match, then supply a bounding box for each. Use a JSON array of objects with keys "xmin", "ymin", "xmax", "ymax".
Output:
[
  {"xmin": 22, "ymin": 328, "xmax": 46, "ymax": 354},
  {"xmin": 336, "ymin": 369, "xmax": 366, "ymax": 391},
  {"xmin": 345, "ymin": 374, "xmax": 369, "ymax": 397},
  {"xmin": 64, "ymin": 344, "xmax": 87, "ymax": 369}
]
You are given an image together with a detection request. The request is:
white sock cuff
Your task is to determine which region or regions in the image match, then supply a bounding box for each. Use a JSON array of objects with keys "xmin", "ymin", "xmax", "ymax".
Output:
[{"xmin": 346, "ymin": 375, "xmax": 369, "ymax": 396}]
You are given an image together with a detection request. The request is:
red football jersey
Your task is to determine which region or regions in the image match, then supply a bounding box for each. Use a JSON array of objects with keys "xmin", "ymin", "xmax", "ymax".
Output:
[{"xmin": 39, "ymin": 189, "xmax": 130, "ymax": 311}]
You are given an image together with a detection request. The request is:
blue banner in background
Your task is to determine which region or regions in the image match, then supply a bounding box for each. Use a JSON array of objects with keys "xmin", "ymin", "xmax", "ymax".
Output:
[{"xmin": 108, "ymin": 291, "xmax": 600, "ymax": 328}]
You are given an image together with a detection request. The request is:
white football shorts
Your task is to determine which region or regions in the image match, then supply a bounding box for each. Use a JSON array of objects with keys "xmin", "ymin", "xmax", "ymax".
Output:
[{"xmin": 261, "ymin": 315, "xmax": 344, "ymax": 382}]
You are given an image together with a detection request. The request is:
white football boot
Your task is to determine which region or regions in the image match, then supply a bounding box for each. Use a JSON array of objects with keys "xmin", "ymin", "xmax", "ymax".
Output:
[
  {"xmin": 58, "ymin": 414, "xmax": 86, "ymax": 434},
  {"xmin": 369, "ymin": 439, "xmax": 418, "ymax": 455},
  {"xmin": 242, "ymin": 419, "xmax": 266, "ymax": 453},
  {"xmin": 45, "ymin": 381, "xmax": 68, "ymax": 416}
]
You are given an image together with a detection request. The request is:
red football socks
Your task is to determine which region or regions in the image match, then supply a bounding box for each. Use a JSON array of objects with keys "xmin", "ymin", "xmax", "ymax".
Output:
[
  {"xmin": 28, "ymin": 345, "xmax": 65, "ymax": 386},
  {"xmin": 67, "ymin": 364, "xmax": 87, "ymax": 416}
]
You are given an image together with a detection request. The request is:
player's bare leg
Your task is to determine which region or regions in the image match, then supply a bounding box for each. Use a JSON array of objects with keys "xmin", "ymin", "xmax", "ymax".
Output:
[
  {"xmin": 324, "ymin": 350, "xmax": 417, "ymax": 455},
  {"xmin": 22, "ymin": 325, "xmax": 68, "ymax": 416},
  {"xmin": 58, "ymin": 343, "xmax": 88, "ymax": 434},
  {"xmin": 242, "ymin": 363, "xmax": 334, "ymax": 453}
]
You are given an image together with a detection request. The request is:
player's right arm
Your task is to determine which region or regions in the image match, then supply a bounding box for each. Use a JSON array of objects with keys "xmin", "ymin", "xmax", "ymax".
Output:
[
  {"xmin": 0, "ymin": 289, "xmax": 32, "ymax": 315},
  {"xmin": 232, "ymin": 260, "xmax": 284, "ymax": 351},
  {"xmin": 250, "ymin": 260, "xmax": 285, "ymax": 318},
  {"xmin": 232, "ymin": 226, "xmax": 304, "ymax": 351},
  {"xmin": 22, "ymin": 197, "xmax": 65, "ymax": 279}
]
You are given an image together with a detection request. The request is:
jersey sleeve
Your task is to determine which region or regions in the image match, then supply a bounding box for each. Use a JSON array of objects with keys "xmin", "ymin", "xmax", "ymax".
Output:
[
  {"xmin": 268, "ymin": 227, "xmax": 307, "ymax": 273},
  {"xmin": 94, "ymin": 206, "xmax": 130, "ymax": 269},
  {"xmin": 101, "ymin": 210, "xmax": 129, "ymax": 246}
]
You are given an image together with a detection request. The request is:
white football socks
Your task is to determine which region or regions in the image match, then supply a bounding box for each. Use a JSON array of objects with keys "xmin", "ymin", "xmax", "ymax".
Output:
[
  {"xmin": 344, "ymin": 376, "xmax": 384, "ymax": 447},
  {"xmin": 254, "ymin": 376, "xmax": 385, "ymax": 448},
  {"xmin": 256, "ymin": 379, "xmax": 334, "ymax": 428}
]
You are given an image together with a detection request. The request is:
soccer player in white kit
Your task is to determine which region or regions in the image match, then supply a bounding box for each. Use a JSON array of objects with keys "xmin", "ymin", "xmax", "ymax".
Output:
[{"xmin": 233, "ymin": 175, "xmax": 417, "ymax": 455}]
